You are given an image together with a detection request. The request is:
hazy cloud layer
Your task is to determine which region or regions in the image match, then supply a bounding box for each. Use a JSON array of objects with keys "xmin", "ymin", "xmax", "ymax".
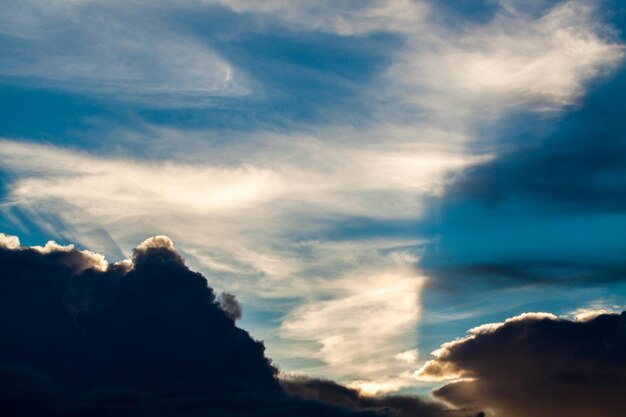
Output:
[{"xmin": 0, "ymin": 0, "xmax": 249, "ymax": 105}]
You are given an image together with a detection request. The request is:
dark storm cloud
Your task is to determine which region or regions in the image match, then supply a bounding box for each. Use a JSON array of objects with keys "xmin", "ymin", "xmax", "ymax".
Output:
[
  {"xmin": 420, "ymin": 55, "xmax": 626, "ymax": 287},
  {"xmin": 0, "ymin": 235, "xmax": 280, "ymax": 412},
  {"xmin": 0, "ymin": 233, "xmax": 464, "ymax": 417},
  {"xmin": 282, "ymin": 377, "xmax": 481, "ymax": 417},
  {"xmin": 419, "ymin": 312, "xmax": 626, "ymax": 417}
]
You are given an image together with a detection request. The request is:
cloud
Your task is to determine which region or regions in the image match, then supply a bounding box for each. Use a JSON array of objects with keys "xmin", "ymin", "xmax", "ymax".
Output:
[
  {"xmin": 219, "ymin": 292, "xmax": 243, "ymax": 321},
  {"xmin": 1, "ymin": 0, "xmax": 625, "ymax": 397},
  {"xmin": 0, "ymin": 232, "xmax": 465, "ymax": 417},
  {"xmin": 0, "ymin": 135, "xmax": 480, "ymax": 388},
  {"xmin": 209, "ymin": 0, "xmax": 427, "ymax": 35},
  {"xmin": 395, "ymin": 349, "xmax": 418, "ymax": 364},
  {"xmin": 0, "ymin": 232, "xmax": 20, "ymax": 249},
  {"xmin": 393, "ymin": 0, "xmax": 624, "ymax": 114},
  {"xmin": 3, "ymin": 0, "xmax": 620, "ymax": 114},
  {"xmin": 0, "ymin": 0, "xmax": 249, "ymax": 105},
  {"xmin": 568, "ymin": 300, "xmax": 626, "ymax": 321},
  {"xmin": 0, "ymin": 233, "xmax": 280, "ymax": 399},
  {"xmin": 279, "ymin": 265, "xmax": 424, "ymax": 393},
  {"xmin": 419, "ymin": 47, "xmax": 626, "ymax": 288},
  {"xmin": 206, "ymin": 0, "xmax": 625, "ymax": 115},
  {"xmin": 281, "ymin": 376, "xmax": 481, "ymax": 417},
  {"xmin": 416, "ymin": 311, "xmax": 626, "ymax": 417}
]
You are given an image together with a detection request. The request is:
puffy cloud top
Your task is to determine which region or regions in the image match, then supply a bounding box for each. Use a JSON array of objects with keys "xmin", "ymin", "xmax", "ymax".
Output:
[
  {"xmin": 135, "ymin": 235, "xmax": 177, "ymax": 253},
  {"xmin": 0, "ymin": 232, "xmax": 20, "ymax": 250}
]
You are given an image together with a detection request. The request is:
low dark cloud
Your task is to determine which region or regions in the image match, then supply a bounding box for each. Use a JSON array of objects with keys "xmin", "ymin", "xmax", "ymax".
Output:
[
  {"xmin": 419, "ymin": 312, "xmax": 626, "ymax": 417},
  {"xmin": 0, "ymin": 233, "xmax": 467, "ymax": 417},
  {"xmin": 282, "ymin": 377, "xmax": 481, "ymax": 417}
]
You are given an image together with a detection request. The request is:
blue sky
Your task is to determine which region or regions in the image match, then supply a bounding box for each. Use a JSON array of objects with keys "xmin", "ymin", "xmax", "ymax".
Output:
[{"xmin": 1, "ymin": 0, "xmax": 626, "ymax": 396}]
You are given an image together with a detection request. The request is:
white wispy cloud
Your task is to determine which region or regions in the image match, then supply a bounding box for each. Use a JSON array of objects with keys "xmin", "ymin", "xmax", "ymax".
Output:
[
  {"xmin": 389, "ymin": 0, "xmax": 624, "ymax": 118},
  {"xmin": 210, "ymin": 0, "xmax": 427, "ymax": 35},
  {"xmin": 280, "ymin": 265, "xmax": 424, "ymax": 393},
  {"xmin": 0, "ymin": 0, "xmax": 249, "ymax": 105}
]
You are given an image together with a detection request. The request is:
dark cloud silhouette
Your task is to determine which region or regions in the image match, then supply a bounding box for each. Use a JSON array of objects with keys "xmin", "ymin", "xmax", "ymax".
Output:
[
  {"xmin": 0, "ymin": 233, "xmax": 465, "ymax": 417},
  {"xmin": 282, "ymin": 377, "xmax": 481, "ymax": 417},
  {"xmin": 0, "ymin": 235, "xmax": 279, "ymax": 398},
  {"xmin": 418, "ymin": 312, "xmax": 626, "ymax": 417},
  {"xmin": 218, "ymin": 292, "xmax": 243, "ymax": 321}
]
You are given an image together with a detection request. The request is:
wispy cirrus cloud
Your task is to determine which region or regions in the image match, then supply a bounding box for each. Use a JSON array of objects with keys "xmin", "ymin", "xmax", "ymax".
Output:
[
  {"xmin": 0, "ymin": 0, "xmax": 250, "ymax": 105},
  {"xmin": 393, "ymin": 0, "xmax": 624, "ymax": 114}
]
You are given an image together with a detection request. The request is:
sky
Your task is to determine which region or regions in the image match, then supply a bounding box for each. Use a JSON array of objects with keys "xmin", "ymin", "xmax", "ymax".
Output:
[{"xmin": 1, "ymin": 0, "xmax": 626, "ymax": 410}]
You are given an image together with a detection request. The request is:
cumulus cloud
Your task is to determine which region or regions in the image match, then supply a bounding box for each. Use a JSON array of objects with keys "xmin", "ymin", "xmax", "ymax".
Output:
[
  {"xmin": 0, "ymin": 232, "xmax": 465, "ymax": 417},
  {"xmin": 0, "ymin": 232, "xmax": 20, "ymax": 249},
  {"xmin": 417, "ymin": 312, "xmax": 626, "ymax": 417},
  {"xmin": 31, "ymin": 240, "xmax": 109, "ymax": 273},
  {"xmin": 0, "ymin": 233, "xmax": 279, "ymax": 399}
]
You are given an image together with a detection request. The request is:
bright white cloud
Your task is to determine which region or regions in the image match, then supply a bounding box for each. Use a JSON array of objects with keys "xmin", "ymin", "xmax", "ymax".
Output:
[
  {"xmin": 393, "ymin": 0, "xmax": 624, "ymax": 113},
  {"xmin": 0, "ymin": 232, "xmax": 20, "ymax": 249},
  {"xmin": 0, "ymin": 135, "xmax": 475, "ymax": 279},
  {"xmin": 395, "ymin": 349, "xmax": 419, "ymax": 364},
  {"xmin": 280, "ymin": 266, "xmax": 424, "ymax": 391}
]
